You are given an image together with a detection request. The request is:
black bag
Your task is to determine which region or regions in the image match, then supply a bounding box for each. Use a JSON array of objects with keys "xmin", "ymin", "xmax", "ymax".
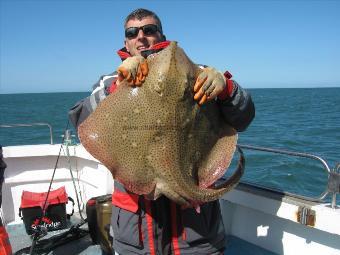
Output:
[
  {"xmin": 19, "ymin": 186, "xmax": 74, "ymax": 235},
  {"xmin": 86, "ymin": 194, "xmax": 113, "ymax": 255}
]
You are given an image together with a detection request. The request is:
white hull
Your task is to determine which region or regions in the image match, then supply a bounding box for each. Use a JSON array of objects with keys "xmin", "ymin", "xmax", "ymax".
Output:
[{"xmin": 2, "ymin": 144, "xmax": 340, "ymax": 255}]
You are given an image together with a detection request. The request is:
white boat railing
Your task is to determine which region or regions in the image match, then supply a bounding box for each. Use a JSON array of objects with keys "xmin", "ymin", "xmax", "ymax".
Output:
[
  {"xmin": 0, "ymin": 123, "xmax": 54, "ymax": 145},
  {"xmin": 238, "ymin": 144, "xmax": 340, "ymax": 208},
  {"xmin": 1, "ymin": 123, "xmax": 338, "ymax": 208}
]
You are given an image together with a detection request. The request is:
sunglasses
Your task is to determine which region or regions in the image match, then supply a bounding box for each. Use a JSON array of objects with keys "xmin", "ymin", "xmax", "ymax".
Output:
[{"xmin": 125, "ymin": 24, "xmax": 160, "ymax": 39}]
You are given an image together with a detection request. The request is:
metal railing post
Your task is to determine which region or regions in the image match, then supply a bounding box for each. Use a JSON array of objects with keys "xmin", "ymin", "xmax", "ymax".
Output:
[{"xmin": 0, "ymin": 123, "xmax": 54, "ymax": 144}]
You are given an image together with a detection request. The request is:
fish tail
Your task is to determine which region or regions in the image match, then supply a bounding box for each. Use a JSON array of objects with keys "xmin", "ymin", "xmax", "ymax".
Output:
[{"xmin": 184, "ymin": 146, "xmax": 245, "ymax": 203}]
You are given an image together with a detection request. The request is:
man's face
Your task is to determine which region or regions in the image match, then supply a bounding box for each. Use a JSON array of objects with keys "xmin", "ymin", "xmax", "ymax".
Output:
[{"xmin": 124, "ymin": 16, "xmax": 164, "ymax": 56}]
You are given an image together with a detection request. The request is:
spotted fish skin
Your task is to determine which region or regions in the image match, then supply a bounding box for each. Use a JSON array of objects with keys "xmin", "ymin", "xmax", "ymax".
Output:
[{"xmin": 78, "ymin": 41, "xmax": 243, "ymax": 206}]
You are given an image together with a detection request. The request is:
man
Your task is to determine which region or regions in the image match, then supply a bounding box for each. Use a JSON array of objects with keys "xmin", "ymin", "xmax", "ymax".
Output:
[{"xmin": 69, "ymin": 8, "xmax": 255, "ymax": 255}]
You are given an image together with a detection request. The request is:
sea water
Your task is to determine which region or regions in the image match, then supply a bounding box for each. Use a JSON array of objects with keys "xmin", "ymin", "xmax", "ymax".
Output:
[{"xmin": 0, "ymin": 88, "xmax": 339, "ymax": 202}]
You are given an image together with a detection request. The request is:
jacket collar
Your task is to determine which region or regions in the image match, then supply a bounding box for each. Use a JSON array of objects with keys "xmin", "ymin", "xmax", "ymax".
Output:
[{"xmin": 117, "ymin": 41, "xmax": 171, "ymax": 60}]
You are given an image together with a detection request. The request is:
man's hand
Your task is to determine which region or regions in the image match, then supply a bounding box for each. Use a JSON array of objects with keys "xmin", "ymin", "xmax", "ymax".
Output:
[
  {"xmin": 117, "ymin": 56, "xmax": 148, "ymax": 86},
  {"xmin": 193, "ymin": 67, "xmax": 226, "ymax": 106}
]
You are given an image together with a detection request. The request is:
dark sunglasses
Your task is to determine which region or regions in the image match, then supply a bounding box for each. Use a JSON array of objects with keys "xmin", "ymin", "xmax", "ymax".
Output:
[{"xmin": 125, "ymin": 24, "xmax": 160, "ymax": 39}]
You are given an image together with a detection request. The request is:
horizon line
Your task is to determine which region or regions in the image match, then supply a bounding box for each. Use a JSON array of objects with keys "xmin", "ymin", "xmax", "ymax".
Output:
[{"xmin": 1, "ymin": 86, "xmax": 340, "ymax": 95}]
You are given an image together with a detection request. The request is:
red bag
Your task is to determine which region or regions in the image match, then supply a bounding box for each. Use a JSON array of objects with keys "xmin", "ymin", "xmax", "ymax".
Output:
[{"xmin": 19, "ymin": 186, "xmax": 74, "ymax": 235}]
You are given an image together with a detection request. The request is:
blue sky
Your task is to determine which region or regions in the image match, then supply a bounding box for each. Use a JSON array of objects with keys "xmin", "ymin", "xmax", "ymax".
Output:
[{"xmin": 1, "ymin": 0, "xmax": 339, "ymax": 93}]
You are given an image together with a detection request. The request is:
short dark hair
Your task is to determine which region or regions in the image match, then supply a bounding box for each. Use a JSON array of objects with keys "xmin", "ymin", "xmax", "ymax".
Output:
[{"xmin": 124, "ymin": 8, "xmax": 163, "ymax": 35}]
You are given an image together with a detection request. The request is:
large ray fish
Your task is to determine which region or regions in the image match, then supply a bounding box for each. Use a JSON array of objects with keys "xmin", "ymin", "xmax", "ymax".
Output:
[{"xmin": 78, "ymin": 41, "xmax": 244, "ymax": 206}]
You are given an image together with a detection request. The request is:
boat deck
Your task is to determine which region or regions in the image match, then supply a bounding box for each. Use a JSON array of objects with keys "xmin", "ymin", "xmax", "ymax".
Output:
[{"xmin": 6, "ymin": 217, "xmax": 276, "ymax": 255}]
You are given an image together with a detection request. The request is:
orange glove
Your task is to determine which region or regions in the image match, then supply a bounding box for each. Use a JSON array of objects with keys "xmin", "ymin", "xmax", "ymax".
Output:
[
  {"xmin": 193, "ymin": 67, "xmax": 226, "ymax": 106},
  {"xmin": 117, "ymin": 56, "xmax": 149, "ymax": 86}
]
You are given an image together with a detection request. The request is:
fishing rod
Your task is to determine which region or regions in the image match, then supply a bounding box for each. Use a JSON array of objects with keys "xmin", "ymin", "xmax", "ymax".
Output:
[{"xmin": 26, "ymin": 120, "xmax": 87, "ymax": 255}]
